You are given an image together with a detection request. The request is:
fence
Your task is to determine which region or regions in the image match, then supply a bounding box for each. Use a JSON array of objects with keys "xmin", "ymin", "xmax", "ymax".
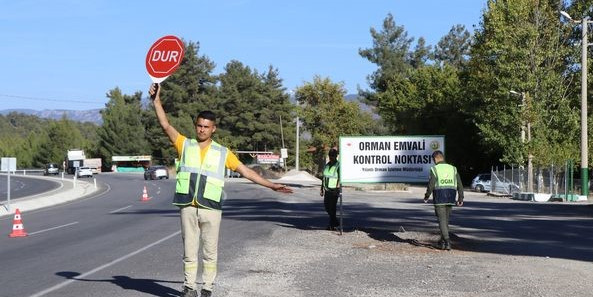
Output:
[
  {"xmin": 0, "ymin": 169, "xmax": 44, "ymax": 175},
  {"xmin": 490, "ymin": 162, "xmax": 581, "ymax": 197}
]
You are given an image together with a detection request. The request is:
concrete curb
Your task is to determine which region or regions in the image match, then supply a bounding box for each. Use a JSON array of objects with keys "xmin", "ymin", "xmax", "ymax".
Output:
[
  {"xmin": 0, "ymin": 175, "xmax": 99, "ymax": 217},
  {"xmin": 511, "ymin": 192, "xmax": 589, "ymax": 202}
]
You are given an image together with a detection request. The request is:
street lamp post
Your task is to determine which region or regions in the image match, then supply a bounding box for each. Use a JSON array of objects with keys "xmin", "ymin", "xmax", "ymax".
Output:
[
  {"xmin": 296, "ymin": 116, "xmax": 300, "ymax": 171},
  {"xmin": 561, "ymin": 11, "xmax": 592, "ymax": 196},
  {"xmin": 510, "ymin": 90, "xmax": 533, "ymax": 192},
  {"xmin": 290, "ymin": 90, "xmax": 300, "ymax": 172}
]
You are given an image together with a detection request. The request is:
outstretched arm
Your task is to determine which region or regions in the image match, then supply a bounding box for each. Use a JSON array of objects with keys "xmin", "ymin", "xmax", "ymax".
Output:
[
  {"xmin": 149, "ymin": 83, "xmax": 179, "ymax": 144},
  {"xmin": 456, "ymin": 173, "xmax": 464, "ymax": 206},
  {"xmin": 235, "ymin": 164, "xmax": 293, "ymax": 193}
]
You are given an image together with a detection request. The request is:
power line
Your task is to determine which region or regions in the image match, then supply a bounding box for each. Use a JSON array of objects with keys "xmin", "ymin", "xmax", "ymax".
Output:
[{"xmin": 0, "ymin": 93, "xmax": 103, "ymax": 105}]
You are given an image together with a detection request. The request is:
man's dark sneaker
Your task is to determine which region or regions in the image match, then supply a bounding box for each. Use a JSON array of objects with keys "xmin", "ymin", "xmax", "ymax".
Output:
[
  {"xmin": 437, "ymin": 239, "xmax": 446, "ymax": 250},
  {"xmin": 444, "ymin": 240, "xmax": 452, "ymax": 251},
  {"xmin": 181, "ymin": 286, "xmax": 198, "ymax": 297},
  {"xmin": 200, "ymin": 289, "xmax": 212, "ymax": 297}
]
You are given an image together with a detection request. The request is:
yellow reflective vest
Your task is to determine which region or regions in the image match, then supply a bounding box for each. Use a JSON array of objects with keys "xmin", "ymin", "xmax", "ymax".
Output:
[
  {"xmin": 174, "ymin": 138, "xmax": 227, "ymax": 210},
  {"xmin": 323, "ymin": 161, "xmax": 340, "ymax": 191},
  {"xmin": 430, "ymin": 163, "xmax": 457, "ymax": 205}
]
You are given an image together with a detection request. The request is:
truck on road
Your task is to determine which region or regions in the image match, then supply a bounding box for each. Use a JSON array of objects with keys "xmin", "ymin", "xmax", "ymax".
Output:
[
  {"xmin": 65, "ymin": 149, "xmax": 86, "ymax": 174},
  {"xmin": 84, "ymin": 158, "xmax": 102, "ymax": 174}
]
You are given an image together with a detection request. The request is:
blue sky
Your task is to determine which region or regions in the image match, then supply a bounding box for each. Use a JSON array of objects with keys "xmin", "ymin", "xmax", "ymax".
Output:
[{"xmin": 0, "ymin": 0, "xmax": 486, "ymax": 111}]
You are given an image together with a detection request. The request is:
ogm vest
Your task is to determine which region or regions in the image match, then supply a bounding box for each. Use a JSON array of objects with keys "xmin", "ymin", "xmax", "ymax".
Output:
[
  {"xmin": 174, "ymin": 138, "xmax": 228, "ymax": 210},
  {"xmin": 430, "ymin": 163, "xmax": 458, "ymax": 205},
  {"xmin": 323, "ymin": 161, "xmax": 340, "ymax": 191}
]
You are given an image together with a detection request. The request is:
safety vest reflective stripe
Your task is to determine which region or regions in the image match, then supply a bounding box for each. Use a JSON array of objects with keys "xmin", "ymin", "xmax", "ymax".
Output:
[
  {"xmin": 323, "ymin": 162, "xmax": 340, "ymax": 190},
  {"xmin": 431, "ymin": 164, "xmax": 457, "ymax": 189},
  {"xmin": 177, "ymin": 166, "xmax": 199, "ymax": 173}
]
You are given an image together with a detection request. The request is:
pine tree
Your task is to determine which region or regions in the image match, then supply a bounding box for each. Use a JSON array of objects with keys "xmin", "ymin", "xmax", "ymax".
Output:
[{"xmin": 98, "ymin": 88, "xmax": 149, "ymax": 167}]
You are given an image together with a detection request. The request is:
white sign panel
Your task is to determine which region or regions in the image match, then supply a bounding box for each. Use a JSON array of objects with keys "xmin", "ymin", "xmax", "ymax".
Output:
[
  {"xmin": 1, "ymin": 157, "xmax": 17, "ymax": 171},
  {"xmin": 339, "ymin": 136, "xmax": 444, "ymax": 183},
  {"xmin": 257, "ymin": 154, "xmax": 280, "ymax": 164}
]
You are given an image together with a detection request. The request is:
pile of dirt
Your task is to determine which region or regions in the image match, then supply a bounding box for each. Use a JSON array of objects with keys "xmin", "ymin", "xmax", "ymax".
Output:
[{"xmin": 277, "ymin": 169, "xmax": 321, "ymax": 182}]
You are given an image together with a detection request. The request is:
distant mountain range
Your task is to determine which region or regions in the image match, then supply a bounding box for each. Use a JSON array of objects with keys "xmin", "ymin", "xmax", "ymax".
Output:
[
  {"xmin": 0, "ymin": 94, "xmax": 374, "ymax": 126},
  {"xmin": 0, "ymin": 109, "xmax": 103, "ymax": 125}
]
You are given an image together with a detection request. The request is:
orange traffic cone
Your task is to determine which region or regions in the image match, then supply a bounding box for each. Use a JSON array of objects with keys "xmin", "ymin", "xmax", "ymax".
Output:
[
  {"xmin": 9, "ymin": 208, "xmax": 28, "ymax": 237},
  {"xmin": 140, "ymin": 186, "xmax": 151, "ymax": 202}
]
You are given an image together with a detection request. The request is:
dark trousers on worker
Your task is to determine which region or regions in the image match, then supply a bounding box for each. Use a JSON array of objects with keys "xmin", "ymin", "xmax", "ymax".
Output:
[
  {"xmin": 324, "ymin": 189, "xmax": 340, "ymax": 228},
  {"xmin": 434, "ymin": 205, "xmax": 453, "ymax": 241}
]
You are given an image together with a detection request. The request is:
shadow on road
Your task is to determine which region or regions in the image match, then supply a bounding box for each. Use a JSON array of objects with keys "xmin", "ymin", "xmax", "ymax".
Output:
[
  {"xmin": 223, "ymin": 193, "xmax": 593, "ymax": 262},
  {"xmin": 452, "ymin": 200, "xmax": 593, "ymax": 261},
  {"xmin": 56, "ymin": 271, "xmax": 182, "ymax": 297}
]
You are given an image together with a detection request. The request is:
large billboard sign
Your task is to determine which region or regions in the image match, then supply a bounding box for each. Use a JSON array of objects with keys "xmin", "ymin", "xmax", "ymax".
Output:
[{"xmin": 339, "ymin": 136, "xmax": 444, "ymax": 183}]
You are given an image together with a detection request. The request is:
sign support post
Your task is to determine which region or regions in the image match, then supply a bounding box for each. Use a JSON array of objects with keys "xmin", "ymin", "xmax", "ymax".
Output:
[
  {"xmin": 339, "ymin": 186, "xmax": 343, "ymax": 235},
  {"xmin": 2, "ymin": 157, "xmax": 17, "ymax": 212},
  {"xmin": 6, "ymin": 169, "xmax": 10, "ymax": 211}
]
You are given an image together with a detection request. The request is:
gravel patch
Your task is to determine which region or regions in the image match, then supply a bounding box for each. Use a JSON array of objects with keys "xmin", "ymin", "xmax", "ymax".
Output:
[
  {"xmin": 217, "ymin": 225, "xmax": 593, "ymax": 297},
  {"xmin": 212, "ymin": 185, "xmax": 593, "ymax": 297}
]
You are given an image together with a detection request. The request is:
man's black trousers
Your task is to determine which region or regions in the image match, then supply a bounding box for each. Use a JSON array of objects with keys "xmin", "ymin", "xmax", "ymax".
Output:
[{"xmin": 324, "ymin": 189, "xmax": 340, "ymax": 228}]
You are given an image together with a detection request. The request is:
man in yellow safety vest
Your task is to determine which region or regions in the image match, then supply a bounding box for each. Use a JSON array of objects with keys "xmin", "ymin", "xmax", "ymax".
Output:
[
  {"xmin": 150, "ymin": 84, "xmax": 293, "ymax": 297},
  {"xmin": 320, "ymin": 148, "xmax": 340, "ymax": 230},
  {"xmin": 424, "ymin": 150, "xmax": 464, "ymax": 250}
]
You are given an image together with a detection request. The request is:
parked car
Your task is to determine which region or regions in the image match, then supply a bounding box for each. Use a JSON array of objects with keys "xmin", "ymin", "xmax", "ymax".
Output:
[
  {"xmin": 77, "ymin": 166, "xmax": 93, "ymax": 178},
  {"xmin": 44, "ymin": 163, "xmax": 59, "ymax": 175},
  {"xmin": 471, "ymin": 173, "xmax": 491, "ymax": 192},
  {"xmin": 144, "ymin": 166, "xmax": 169, "ymax": 180},
  {"xmin": 228, "ymin": 170, "xmax": 241, "ymax": 178},
  {"xmin": 471, "ymin": 173, "xmax": 520, "ymax": 194}
]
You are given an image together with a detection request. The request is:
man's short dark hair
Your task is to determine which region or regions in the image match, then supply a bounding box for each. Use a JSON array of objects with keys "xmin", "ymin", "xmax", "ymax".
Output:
[
  {"xmin": 328, "ymin": 148, "xmax": 338, "ymax": 157},
  {"xmin": 432, "ymin": 150, "xmax": 444, "ymax": 159},
  {"xmin": 197, "ymin": 110, "xmax": 216, "ymax": 123}
]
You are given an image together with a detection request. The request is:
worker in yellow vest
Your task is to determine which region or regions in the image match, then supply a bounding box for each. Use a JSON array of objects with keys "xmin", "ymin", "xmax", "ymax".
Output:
[
  {"xmin": 150, "ymin": 84, "xmax": 292, "ymax": 297},
  {"xmin": 320, "ymin": 148, "xmax": 340, "ymax": 230},
  {"xmin": 424, "ymin": 150, "xmax": 464, "ymax": 250}
]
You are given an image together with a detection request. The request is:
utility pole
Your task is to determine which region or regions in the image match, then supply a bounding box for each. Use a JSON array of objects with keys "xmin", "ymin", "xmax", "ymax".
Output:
[
  {"xmin": 279, "ymin": 115, "xmax": 285, "ymax": 148},
  {"xmin": 580, "ymin": 16, "xmax": 589, "ymax": 196},
  {"xmin": 279, "ymin": 115, "xmax": 286, "ymax": 170},
  {"xmin": 561, "ymin": 11, "xmax": 591, "ymax": 196},
  {"xmin": 296, "ymin": 116, "xmax": 300, "ymax": 171}
]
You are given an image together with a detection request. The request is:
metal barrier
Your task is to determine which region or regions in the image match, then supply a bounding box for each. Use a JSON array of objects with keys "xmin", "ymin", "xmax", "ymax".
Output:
[
  {"xmin": 1, "ymin": 169, "xmax": 45, "ymax": 176},
  {"xmin": 490, "ymin": 162, "xmax": 580, "ymax": 198}
]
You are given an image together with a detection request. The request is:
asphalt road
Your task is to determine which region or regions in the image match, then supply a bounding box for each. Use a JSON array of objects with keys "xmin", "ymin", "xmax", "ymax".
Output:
[
  {"xmin": 0, "ymin": 173, "xmax": 300, "ymax": 297},
  {"xmin": 0, "ymin": 173, "xmax": 592, "ymax": 297},
  {"xmin": 0, "ymin": 174, "xmax": 61, "ymax": 200}
]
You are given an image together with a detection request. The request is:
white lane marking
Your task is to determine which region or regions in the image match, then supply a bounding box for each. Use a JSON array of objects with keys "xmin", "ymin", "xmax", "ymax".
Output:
[
  {"xmin": 28, "ymin": 222, "xmax": 79, "ymax": 236},
  {"xmin": 109, "ymin": 205, "xmax": 132, "ymax": 214},
  {"xmin": 28, "ymin": 230, "xmax": 181, "ymax": 297}
]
